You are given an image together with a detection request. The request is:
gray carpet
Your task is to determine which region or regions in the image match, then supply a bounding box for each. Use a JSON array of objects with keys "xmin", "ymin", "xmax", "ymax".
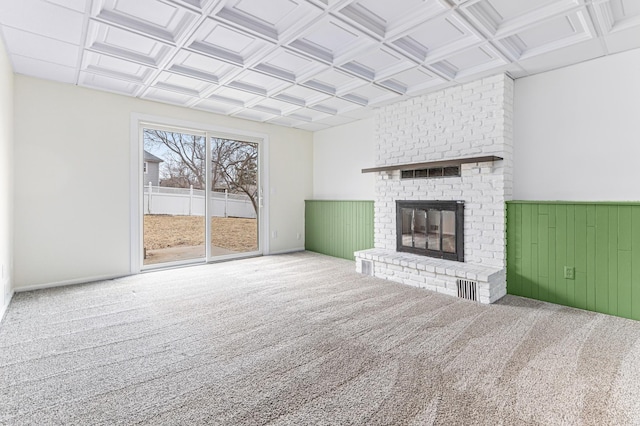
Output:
[{"xmin": 2, "ymin": 251, "xmax": 640, "ymax": 425}]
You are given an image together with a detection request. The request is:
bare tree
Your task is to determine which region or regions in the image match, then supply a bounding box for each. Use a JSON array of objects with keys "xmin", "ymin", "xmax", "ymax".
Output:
[
  {"xmin": 144, "ymin": 129, "xmax": 206, "ymax": 189},
  {"xmin": 211, "ymin": 138, "xmax": 258, "ymax": 212},
  {"xmin": 144, "ymin": 130, "xmax": 259, "ymax": 212}
]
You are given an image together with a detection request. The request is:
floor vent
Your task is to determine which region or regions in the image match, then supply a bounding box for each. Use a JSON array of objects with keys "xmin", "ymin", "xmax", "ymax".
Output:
[
  {"xmin": 361, "ymin": 260, "xmax": 373, "ymax": 276},
  {"xmin": 457, "ymin": 279, "xmax": 478, "ymax": 301}
]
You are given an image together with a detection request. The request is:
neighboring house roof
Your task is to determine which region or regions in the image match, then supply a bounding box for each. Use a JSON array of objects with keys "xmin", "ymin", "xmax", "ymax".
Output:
[{"xmin": 144, "ymin": 150, "xmax": 163, "ymax": 163}]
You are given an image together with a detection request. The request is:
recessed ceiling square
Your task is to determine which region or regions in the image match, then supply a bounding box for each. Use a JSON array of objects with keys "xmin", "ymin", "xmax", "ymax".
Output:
[
  {"xmin": 392, "ymin": 13, "xmax": 480, "ymax": 62},
  {"xmin": 255, "ymin": 49, "xmax": 326, "ymax": 82},
  {"xmin": 337, "ymin": 0, "xmax": 447, "ymax": 37},
  {"xmin": 188, "ymin": 20, "xmax": 275, "ymax": 65},
  {"xmin": 274, "ymin": 85, "xmax": 330, "ymax": 106},
  {"xmin": 93, "ymin": 0, "xmax": 197, "ymax": 43},
  {"xmin": 108, "ymin": 0, "xmax": 177, "ymax": 27},
  {"xmin": 235, "ymin": 0, "xmax": 297, "ymax": 25},
  {"xmin": 303, "ymin": 68, "xmax": 367, "ymax": 95},
  {"xmin": 217, "ymin": 0, "xmax": 323, "ymax": 41},
  {"xmin": 168, "ymin": 50, "xmax": 239, "ymax": 83},
  {"xmin": 342, "ymin": 84, "xmax": 399, "ymax": 106},
  {"xmin": 144, "ymin": 87, "xmax": 194, "ymax": 105},
  {"xmin": 194, "ymin": 99, "xmax": 242, "ymax": 115},
  {"xmin": 288, "ymin": 18, "xmax": 374, "ymax": 63},
  {"xmin": 83, "ymin": 51, "xmax": 154, "ymax": 82},
  {"xmin": 153, "ymin": 71, "xmax": 211, "ymax": 96},
  {"xmin": 210, "ymin": 86, "xmax": 260, "ymax": 106},
  {"xmin": 378, "ymin": 67, "xmax": 443, "ymax": 94},
  {"xmin": 80, "ymin": 72, "xmax": 141, "ymax": 95},
  {"xmin": 340, "ymin": 47, "xmax": 415, "ymax": 81}
]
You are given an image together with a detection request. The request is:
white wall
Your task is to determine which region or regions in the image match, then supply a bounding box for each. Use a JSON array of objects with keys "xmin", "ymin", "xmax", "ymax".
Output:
[
  {"xmin": 14, "ymin": 76, "xmax": 312, "ymax": 290},
  {"xmin": 0, "ymin": 39, "xmax": 13, "ymax": 317},
  {"xmin": 514, "ymin": 48, "xmax": 640, "ymax": 201},
  {"xmin": 312, "ymin": 118, "xmax": 375, "ymax": 200}
]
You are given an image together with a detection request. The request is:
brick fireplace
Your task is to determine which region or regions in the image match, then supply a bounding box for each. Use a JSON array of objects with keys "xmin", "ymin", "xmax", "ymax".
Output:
[{"xmin": 355, "ymin": 74, "xmax": 513, "ymax": 304}]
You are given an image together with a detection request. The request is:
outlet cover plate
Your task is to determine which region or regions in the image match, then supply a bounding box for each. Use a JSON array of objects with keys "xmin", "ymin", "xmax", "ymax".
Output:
[{"xmin": 564, "ymin": 266, "xmax": 575, "ymax": 280}]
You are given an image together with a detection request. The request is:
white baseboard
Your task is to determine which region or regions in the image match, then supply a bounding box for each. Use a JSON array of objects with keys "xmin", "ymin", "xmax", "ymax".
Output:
[
  {"xmin": 14, "ymin": 273, "xmax": 131, "ymax": 293},
  {"xmin": 0, "ymin": 290, "xmax": 13, "ymax": 323}
]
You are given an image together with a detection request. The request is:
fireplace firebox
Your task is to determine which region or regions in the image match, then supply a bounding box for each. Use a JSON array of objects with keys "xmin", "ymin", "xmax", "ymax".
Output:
[{"xmin": 396, "ymin": 200, "xmax": 464, "ymax": 262}]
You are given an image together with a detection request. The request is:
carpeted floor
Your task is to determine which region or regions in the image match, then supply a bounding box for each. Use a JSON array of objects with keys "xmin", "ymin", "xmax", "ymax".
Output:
[{"xmin": 2, "ymin": 251, "xmax": 640, "ymax": 425}]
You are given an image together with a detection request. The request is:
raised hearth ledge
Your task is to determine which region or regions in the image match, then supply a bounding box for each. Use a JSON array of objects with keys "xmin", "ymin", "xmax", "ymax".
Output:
[{"xmin": 354, "ymin": 248, "xmax": 506, "ymax": 304}]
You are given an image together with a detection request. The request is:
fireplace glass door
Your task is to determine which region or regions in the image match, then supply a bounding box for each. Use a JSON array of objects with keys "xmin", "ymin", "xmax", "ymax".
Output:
[{"xmin": 397, "ymin": 201, "xmax": 464, "ymax": 261}]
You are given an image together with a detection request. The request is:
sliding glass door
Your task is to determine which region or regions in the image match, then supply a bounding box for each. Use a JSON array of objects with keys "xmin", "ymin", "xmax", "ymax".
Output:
[
  {"xmin": 140, "ymin": 124, "xmax": 261, "ymax": 268},
  {"xmin": 209, "ymin": 138, "xmax": 259, "ymax": 257}
]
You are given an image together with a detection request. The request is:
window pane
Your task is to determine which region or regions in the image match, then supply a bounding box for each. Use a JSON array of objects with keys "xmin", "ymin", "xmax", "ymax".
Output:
[
  {"xmin": 427, "ymin": 209, "xmax": 441, "ymax": 251},
  {"xmin": 414, "ymin": 209, "xmax": 427, "ymax": 248},
  {"xmin": 401, "ymin": 208, "xmax": 414, "ymax": 247},
  {"xmin": 442, "ymin": 210, "xmax": 456, "ymax": 253},
  {"xmin": 210, "ymin": 138, "xmax": 259, "ymax": 255},
  {"xmin": 143, "ymin": 129, "xmax": 206, "ymax": 265}
]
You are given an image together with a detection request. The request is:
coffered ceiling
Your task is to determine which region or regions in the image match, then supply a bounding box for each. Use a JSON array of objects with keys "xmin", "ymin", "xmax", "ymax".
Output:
[{"xmin": 1, "ymin": 0, "xmax": 639, "ymax": 131}]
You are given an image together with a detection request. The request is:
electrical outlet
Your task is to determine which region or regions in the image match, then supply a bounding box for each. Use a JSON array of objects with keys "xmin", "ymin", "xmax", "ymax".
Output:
[
  {"xmin": 271, "ymin": 230, "xmax": 278, "ymax": 239},
  {"xmin": 564, "ymin": 266, "xmax": 575, "ymax": 280},
  {"xmin": 296, "ymin": 232, "xmax": 301, "ymax": 240}
]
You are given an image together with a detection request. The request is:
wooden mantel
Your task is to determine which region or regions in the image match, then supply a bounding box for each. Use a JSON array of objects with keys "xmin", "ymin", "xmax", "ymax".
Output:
[{"xmin": 361, "ymin": 155, "xmax": 503, "ymax": 174}]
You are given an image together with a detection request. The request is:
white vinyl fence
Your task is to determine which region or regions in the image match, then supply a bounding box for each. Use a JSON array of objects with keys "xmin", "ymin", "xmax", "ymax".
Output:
[{"xmin": 143, "ymin": 184, "xmax": 256, "ymax": 219}]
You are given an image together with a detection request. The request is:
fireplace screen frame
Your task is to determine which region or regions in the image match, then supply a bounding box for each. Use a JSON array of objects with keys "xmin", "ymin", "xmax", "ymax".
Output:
[{"xmin": 396, "ymin": 200, "xmax": 464, "ymax": 262}]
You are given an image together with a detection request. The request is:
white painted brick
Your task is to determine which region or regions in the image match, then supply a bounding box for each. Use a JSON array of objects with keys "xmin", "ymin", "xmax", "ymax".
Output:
[{"xmin": 365, "ymin": 74, "xmax": 513, "ymax": 304}]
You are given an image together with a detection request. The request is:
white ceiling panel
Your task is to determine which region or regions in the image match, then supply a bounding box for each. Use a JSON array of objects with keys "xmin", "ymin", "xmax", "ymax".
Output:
[
  {"xmin": 193, "ymin": 98, "xmax": 243, "ymax": 115},
  {"xmin": 2, "ymin": 27, "xmax": 80, "ymax": 68},
  {"xmin": 216, "ymin": 0, "xmax": 323, "ymax": 41},
  {"xmin": 11, "ymin": 55, "xmax": 77, "ymax": 83},
  {"xmin": 273, "ymin": 85, "xmax": 331, "ymax": 106},
  {"xmin": 516, "ymin": 37, "xmax": 606, "ymax": 74},
  {"xmin": 1, "ymin": 0, "xmax": 638, "ymax": 130},
  {"xmin": 310, "ymin": 97, "xmax": 360, "ymax": 115},
  {"xmin": 497, "ymin": 9, "xmax": 594, "ymax": 60},
  {"xmin": 79, "ymin": 72, "xmax": 142, "ymax": 95},
  {"xmin": 267, "ymin": 116, "xmax": 308, "ymax": 127},
  {"xmin": 187, "ymin": 19, "xmax": 276, "ymax": 66},
  {"xmin": 288, "ymin": 17, "xmax": 376, "ymax": 64},
  {"xmin": 315, "ymin": 114, "xmax": 358, "ymax": 127},
  {"xmin": 233, "ymin": 108, "xmax": 278, "ymax": 122},
  {"xmin": 336, "ymin": 0, "xmax": 448, "ymax": 38},
  {"xmin": 339, "ymin": 46, "xmax": 416, "ymax": 81},
  {"xmin": 143, "ymin": 87, "xmax": 197, "ymax": 105},
  {"xmin": 294, "ymin": 121, "xmax": 331, "ymax": 131},
  {"xmin": 45, "ymin": 0, "xmax": 88, "ymax": 13},
  {"xmin": 86, "ymin": 21, "xmax": 173, "ymax": 66},
  {"xmin": 251, "ymin": 98, "xmax": 301, "ymax": 115},
  {"xmin": 227, "ymin": 69, "xmax": 292, "ymax": 96},
  {"xmin": 341, "ymin": 83, "xmax": 400, "ymax": 106},
  {"xmin": 254, "ymin": 49, "xmax": 328, "ymax": 82},
  {"xmin": 429, "ymin": 44, "xmax": 507, "ymax": 79},
  {"xmin": 208, "ymin": 86, "xmax": 261, "ymax": 106},
  {"xmin": 92, "ymin": 0, "xmax": 199, "ymax": 43},
  {"xmin": 82, "ymin": 51, "xmax": 155, "ymax": 83},
  {"xmin": 378, "ymin": 66, "xmax": 444, "ymax": 94},
  {"xmin": 168, "ymin": 50, "xmax": 239, "ymax": 84},
  {"xmin": 0, "ymin": 0, "xmax": 85, "ymax": 45},
  {"xmin": 461, "ymin": 0, "xmax": 581, "ymax": 38},
  {"xmin": 288, "ymin": 107, "xmax": 332, "ymax": 122},
  {"xmin": 152, "ymin": 71, "xmax": 213, "ymax": 96},
  {"xmin": 592, "ymin": 0, "xmax": 640, "ymax": 53},
  {"xmin": 391, "ymin": 12, "xmax": 483, "ymax": 63},
  {"xmin": 303, "ymin": 68, "xmax": 367, "ymax": 96}
]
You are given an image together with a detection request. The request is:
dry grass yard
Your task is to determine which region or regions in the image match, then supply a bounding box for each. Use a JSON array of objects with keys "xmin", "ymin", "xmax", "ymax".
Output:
[{"xmin": 144, "ymin": 215, "xmax": 258, "ymax": 252}]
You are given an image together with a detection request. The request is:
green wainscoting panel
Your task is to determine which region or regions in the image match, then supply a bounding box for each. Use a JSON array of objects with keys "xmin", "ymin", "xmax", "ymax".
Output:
[
  {"xmin": 507, "ymin": 201, "xmax": 640, "ymax": 320},
  {"xmin": 305, "ymin": 200, "xmax": 374, "ymax": 260}
]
